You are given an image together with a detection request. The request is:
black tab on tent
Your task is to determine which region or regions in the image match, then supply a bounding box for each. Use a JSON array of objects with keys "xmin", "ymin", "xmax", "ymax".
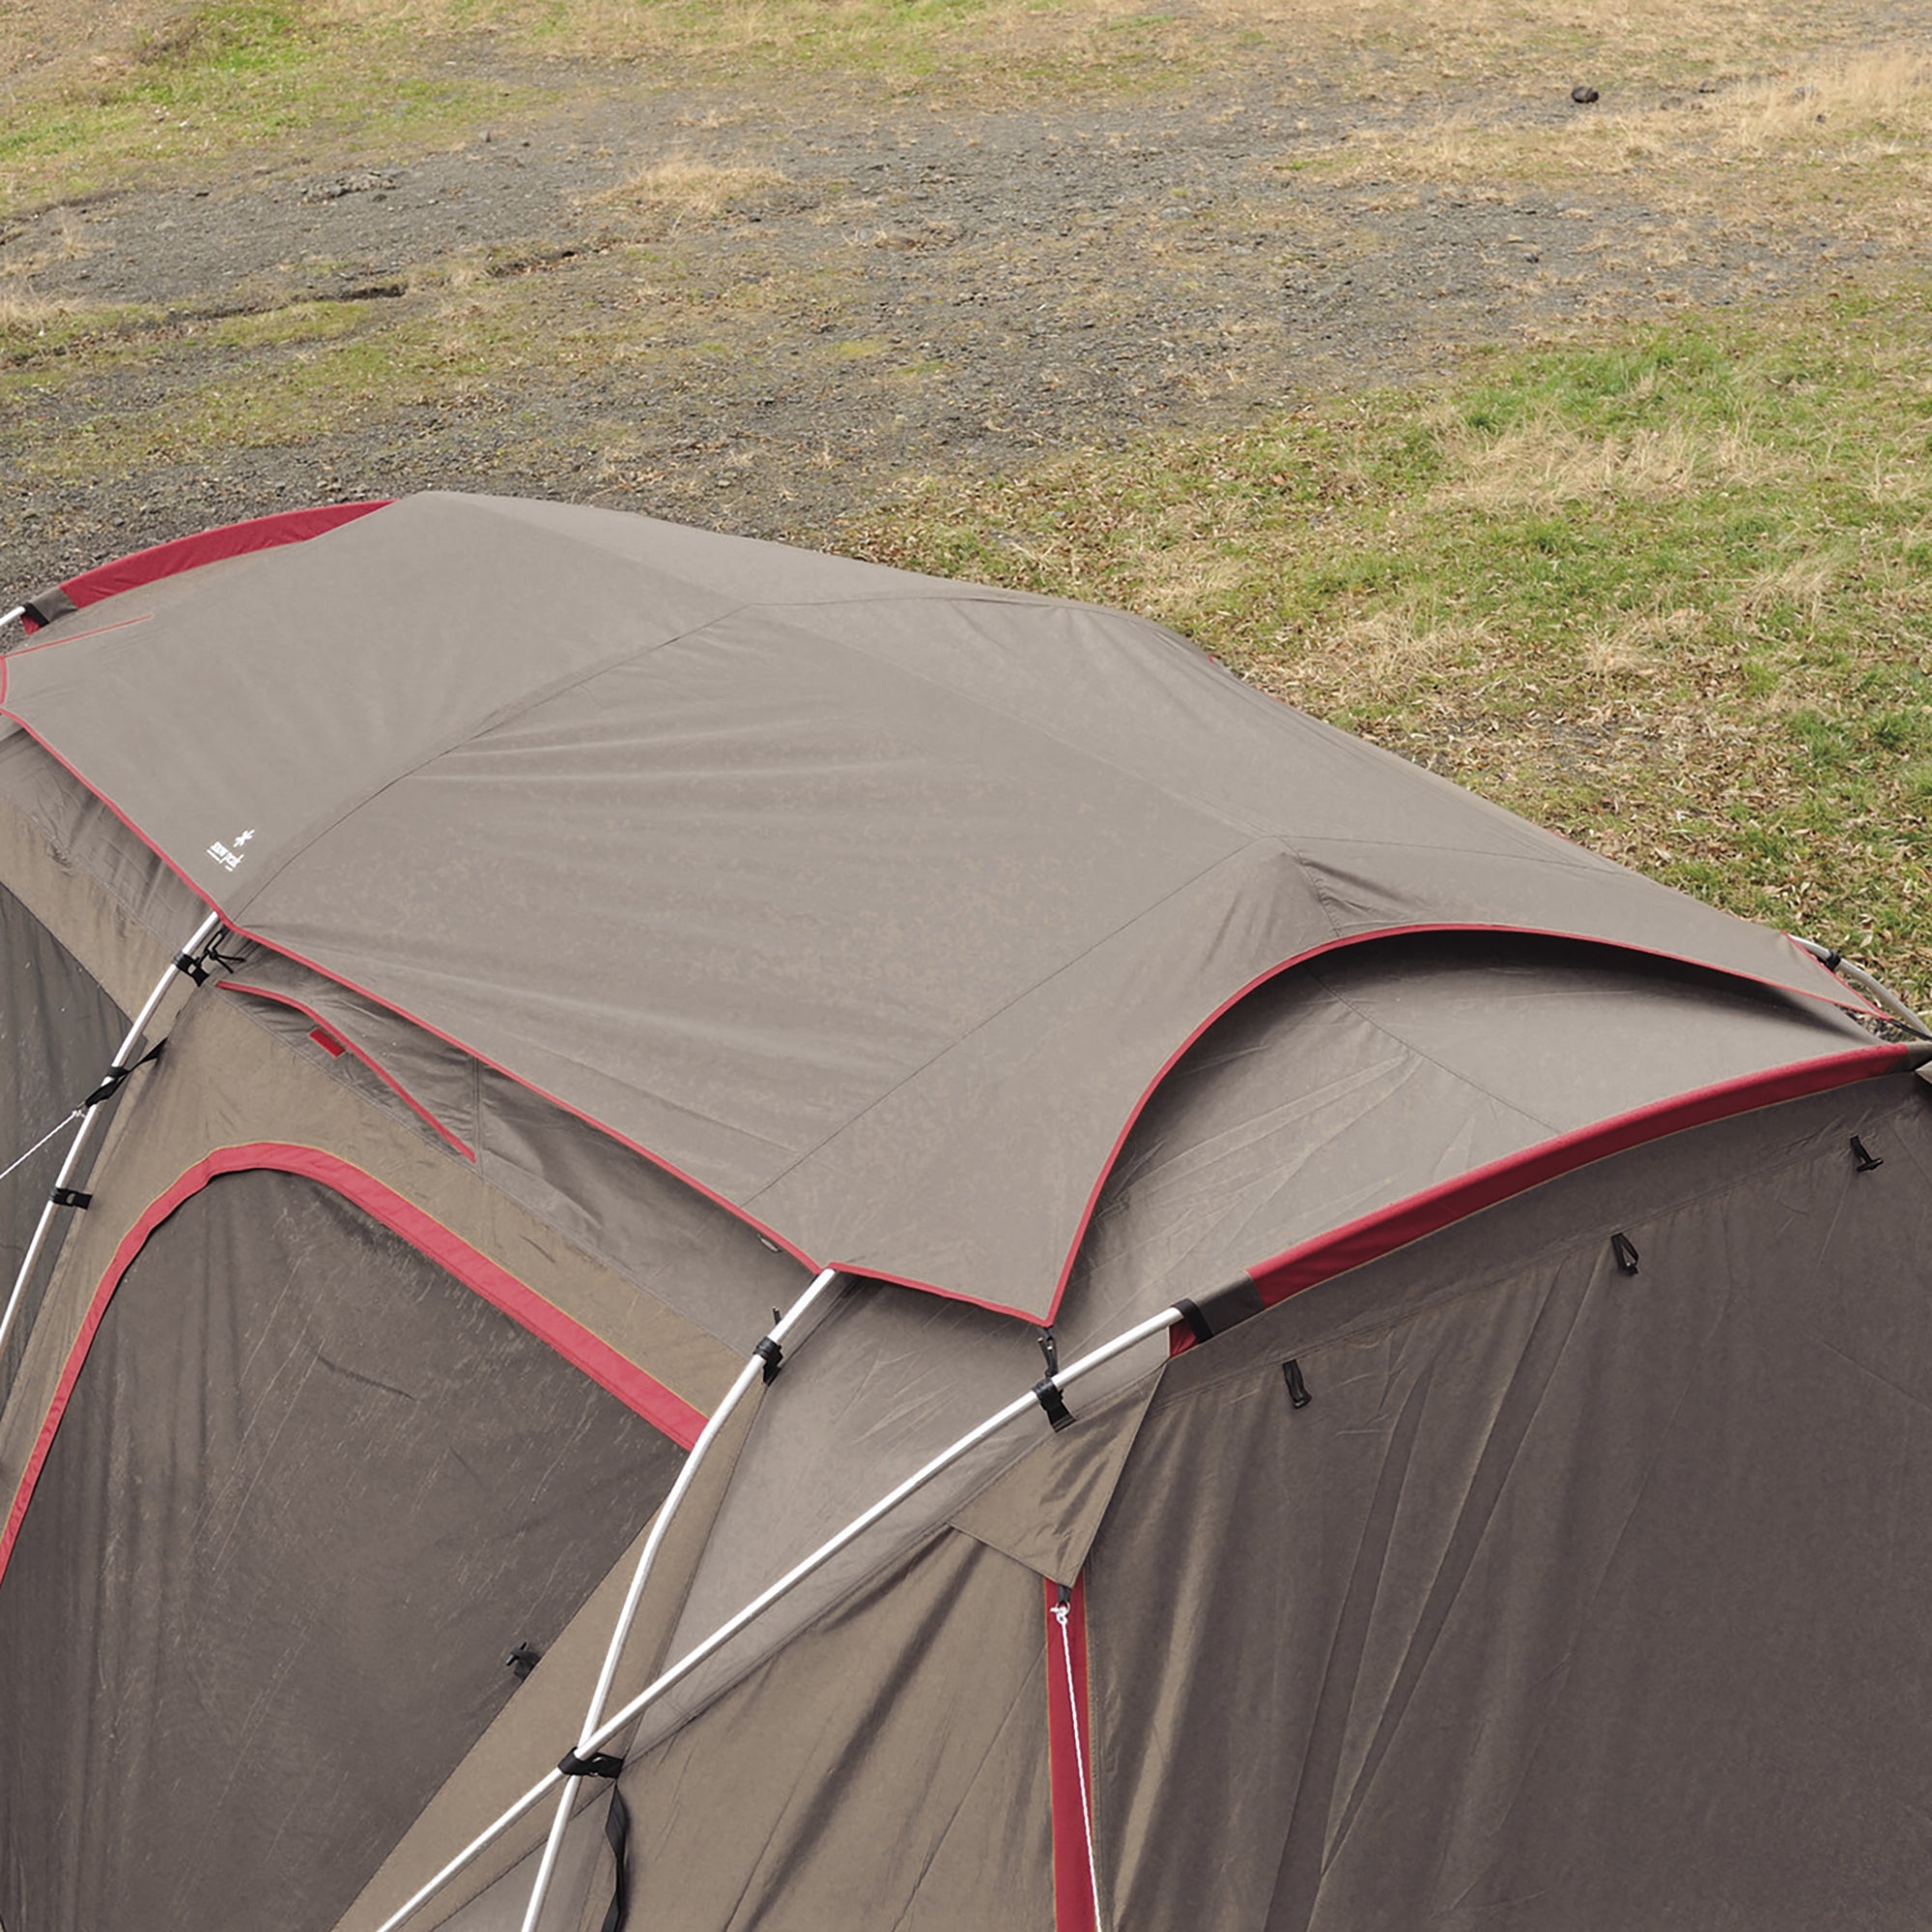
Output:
[
  {"xmin": 1282, "ymin": 1359, "xmax": 1313, "ymax": 1408},
  {"xmin": 598, "ymin": 1786, "xmax": 632, "ymax": 1932},
  {"xmin": 1851, "ymin": 1136, "xmax": 1884, "ymax": 1173},
  {"xmin": 1611, "ymin": 1232, "xmax": 1640, "ymax": 1275},
  {"xmin": 558, "ymin": 1748, "xmax": 626, "ymax": 1779},
  {"xmin": 1033, "ymin": 1378, "xmax": 1076, "ymax": 1433},
  {"xmin": 50, "ymin": 1187, "xmax": 92, "ymax": 1210},
  {"xmin": 504, "ymin": 1643, "xmax": 542, "ymax": 1682}
]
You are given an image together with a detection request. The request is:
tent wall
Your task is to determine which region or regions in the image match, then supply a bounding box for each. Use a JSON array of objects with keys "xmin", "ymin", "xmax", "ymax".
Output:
[
  {"xmin": 1080, "ymin": 1069, "xmax": 1932, "ymax": 1931},
  {"xmin": 602, "ymin": 1529, "xmax": 1052, "ymax": 1932},
  {"xmin": 0, "ymin": 1169, "xmax": 685, "ymax": 1932},
  {"xmin": 0, "ymin": 728, "xmax": 208, "ymax": 1009},
  {"xmin": 0, "ymin": 881, "xmax": 123, "ymax": 1396}
]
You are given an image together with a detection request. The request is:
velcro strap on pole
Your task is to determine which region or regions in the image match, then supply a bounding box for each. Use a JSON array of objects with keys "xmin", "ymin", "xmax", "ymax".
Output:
[
  {"xmin": 1176, "ymin": 1274, "xmax": 1265, "ymax": 1345},
  {"xmin": 558, "ymin": 1748, "xmax": 626, "ymax": 1780},
  {"xmin": 23, "ymin": 585, "xmax": 77, "ymax": 629},
  {"xmin": 83, "ymin": 1065, "xmax": 132, "ymax": 1110},
  {"xmin": 82, "ymin": 1040, "xmax": 167, "ymax": 1111}
]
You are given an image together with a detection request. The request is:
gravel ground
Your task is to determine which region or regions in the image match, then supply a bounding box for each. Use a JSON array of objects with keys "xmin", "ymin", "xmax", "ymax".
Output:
[{"xmin": 1, "ymin": 44, "xmax": 1919, "ymax": 594}]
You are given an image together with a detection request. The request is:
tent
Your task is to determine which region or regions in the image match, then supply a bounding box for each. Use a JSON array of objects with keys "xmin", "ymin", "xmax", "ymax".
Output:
[{"xmin": 2, "ymin": 492, "xmax": 1929, "ymax": 1932}]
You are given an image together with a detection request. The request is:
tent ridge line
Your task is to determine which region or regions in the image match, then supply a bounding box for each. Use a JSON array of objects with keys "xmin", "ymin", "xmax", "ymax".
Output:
[
  {"xmin": 1236, "ymin": 1040, "xmax": 1915, "ymax": 1311},
  {"xmin": 1047, "ymin": 932, "xmax": 1902, "ymax": 1328}
]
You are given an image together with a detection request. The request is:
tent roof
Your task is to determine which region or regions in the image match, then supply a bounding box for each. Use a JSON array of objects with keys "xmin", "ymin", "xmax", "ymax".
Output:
[{"xmin": 0, "ymin": 493, "xmax": 1861, "ymax": 1316}]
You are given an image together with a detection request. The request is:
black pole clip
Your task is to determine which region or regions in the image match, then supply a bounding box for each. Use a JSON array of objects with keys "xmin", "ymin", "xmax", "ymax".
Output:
[
  {"xmin": 505, "ymin": 1642, "xmax": 542, "ymax": 1682},
  {"xmin": 1611, "ymin": 1232, "xmax": 1640, "ymax": 1275},
  {"xmin": 558, "ymin": 1747, "xmax": 626, "ymax": 1780},
  {"xmin": 1851, "ymin": 1136, "xmax": 1884, "ymax": 1173},
  {"xmin": 50, "ymin": 1186, "xmax": 93, "ymax": 1210},
  {"xmin": 1033, "ymin": 1378, "xmax": 1076, "ymax": 1433},
  {"xmin": 1282, "ymin": 1359, "xmax": 1313, "ymax": 1408},
  {"xmin": 173, "ymin": 949, "xmax": 212, "ymax": 984},
  {"xmin": 754, "ymin": 1329, "xmax": 785, "ymax": 1383}
]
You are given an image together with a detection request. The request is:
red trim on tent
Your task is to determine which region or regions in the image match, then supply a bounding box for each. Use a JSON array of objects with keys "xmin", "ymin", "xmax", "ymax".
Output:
[
  {"xmin": 0, "ymin": 1143, "xmax": 707, "ymax": 1588},
  {"xmin": 220, "ymin": 929, "xmax": 825, "ymax": 1274},
  {"xmin": 219, "ymin": 980, "xmax": 477, "ymax": 1160},
  {"xmin": 1046, "ymin": 1574, "xmax": 1099, "ymax": 1932},
  {"xmin": 1042, "ymin": 923, "xmax": 1886, "ymax": 1327},
  {"xmin": 17, "ymin": 501, "xmax": 389, "ymax": 631},
  {"xmin": 1229, "ymin": 1041, "xmax": 1912, "ymax": 1315}
]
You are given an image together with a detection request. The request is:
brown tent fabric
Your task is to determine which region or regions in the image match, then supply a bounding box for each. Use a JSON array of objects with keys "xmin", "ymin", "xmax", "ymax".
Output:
[
  {"xmin": 1085, "ymin": 1070, "xmax": 1932, "ymax": 1931},
  {"xmin": 3, "ymin": 497, "xmax": 1928, "ymax": 1932}
]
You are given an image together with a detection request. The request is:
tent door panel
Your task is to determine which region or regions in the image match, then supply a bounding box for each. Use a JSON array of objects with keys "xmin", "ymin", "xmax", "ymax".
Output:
[{"xmin": 0, "ymin": 1167, "xmax": 685, "ymax": 1932}]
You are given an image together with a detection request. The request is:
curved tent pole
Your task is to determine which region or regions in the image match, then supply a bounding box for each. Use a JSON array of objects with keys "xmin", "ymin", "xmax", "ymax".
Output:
[
  {"xmin": 373, "ymin": 1301, "xmax": 1184, "ymax": 1932},
  {"xmin": 516, "ymin": 1264, "xmax": 847, "ymax": 1932},
  {"xmin": 1792, "ymin": 935, "xmax": 1932, "ymax": 1040},
  {"xmin": 0, "ymin": 910, "xmax": 224, "ymax": 1370},
  {"xmin": 0, "ymin": 606, "xmax": 24, "ymax": 634}
]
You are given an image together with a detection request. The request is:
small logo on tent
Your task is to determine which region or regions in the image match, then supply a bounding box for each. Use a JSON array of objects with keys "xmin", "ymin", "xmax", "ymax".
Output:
[{"xmin": 207, "ymin": 829, "xmax": 256, "ymax": 872}]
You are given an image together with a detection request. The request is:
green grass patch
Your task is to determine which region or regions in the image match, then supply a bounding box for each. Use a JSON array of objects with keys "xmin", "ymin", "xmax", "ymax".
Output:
[
  {"xmin": 0, "ymin": 0, "xmax": 538, "ymax": 212},
  {"xmin": 847, "ymin": 287, "xmax": 1932, "ymax": 1007}
]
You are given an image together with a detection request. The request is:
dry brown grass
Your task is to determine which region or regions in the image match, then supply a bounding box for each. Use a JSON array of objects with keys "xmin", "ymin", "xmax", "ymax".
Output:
[
  {"xmin": 1319, "ymin": 46, "xmax": 1932, "ymax": 185},
  {"xmin": 1432, "ymin": 413, "xmax": 1792, "ymax": 511},
  {"xmin": 0, "ymin": 0, "xmax": 174, "ymax": 99},
  {"xmin": 592, "ymin": 156, "xmax": 790, "ymax": 234}
]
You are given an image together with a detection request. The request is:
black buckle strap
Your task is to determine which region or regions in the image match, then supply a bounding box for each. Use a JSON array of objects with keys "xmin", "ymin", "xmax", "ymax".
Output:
[{"xmin": 558, "ymin": 1747, "xmax": 626, "ymax": 1780}]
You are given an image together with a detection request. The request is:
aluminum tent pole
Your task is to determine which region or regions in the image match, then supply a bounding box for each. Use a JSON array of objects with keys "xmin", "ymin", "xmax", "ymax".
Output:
[
  {"xmin": 515, "ymin": 1265, "xmax": 846, "ymax": 1932},
  {"xmin": 372, "ymin": 1302, "xmax": 1183, "ymax": 1932},
  {"xmin": 0, "ymin": 910, "xmax": 223, "ymax": 1369},
  {"xmin": 0, "ymin": 607, "xmax": 25, "ymax": 633},
  {"xmin": 1793, "ymin": 935, "xmax": 1932, "ymax": 1040}
]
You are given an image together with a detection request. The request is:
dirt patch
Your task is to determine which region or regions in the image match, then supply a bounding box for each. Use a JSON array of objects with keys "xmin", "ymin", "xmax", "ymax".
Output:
[{"xmin": 3, "ymin": 17, "xmax": 1928, "ymax": 592}]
